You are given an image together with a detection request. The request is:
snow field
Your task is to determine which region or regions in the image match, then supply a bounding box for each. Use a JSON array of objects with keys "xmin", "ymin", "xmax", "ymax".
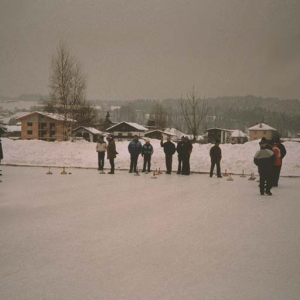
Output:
[
  {"xmin": 2, "ymin": 138, "xmax": 300, "ymax": 176},
  {"xmin": 1, "ymin": 166, "xmax": 300, "ymax": 300}
]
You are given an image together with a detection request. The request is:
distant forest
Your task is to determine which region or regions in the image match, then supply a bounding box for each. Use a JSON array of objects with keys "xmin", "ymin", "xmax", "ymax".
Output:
[
  {"xmin": 2, "ymin": 94, "xmax": 300, "ymax": 137},
  {"xmin": 92, "ymin": 96, "xmax": 300, "ymax": 137}
]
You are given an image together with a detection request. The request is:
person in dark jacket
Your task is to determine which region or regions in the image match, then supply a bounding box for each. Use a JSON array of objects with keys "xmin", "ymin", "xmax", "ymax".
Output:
[
  {"xmin": 160, "ymin": 137, "xmax": 176, "ymax": 174},
  {"xmin": 0, "ymin": 138, "xmax": 3, "ymax": 162},
  {"xmin": 176, "ymin": 136, "xmax": 185, "ymax": 174},
  {"xmin": 141, "ymin": 139, "xmax": 154, "ymax": 172},
  {"xmin": 0, "ymin": 138, "xmax": 3, "ymax": 176},
  {"xmin": 273, "ymin": 137, "xmax": 286, "ymax": 186},
  {"xmin": 261, "ymin": 137, "xmax": 273, "ymax": 151},
  {"xmin": 128, "ymin": 135, "xmax": 143, "ymax": 173},
  {"xmin": 254, "ymin": 141, "xmax": 276, "ymax": 195},
  {"xmin": 209, "ymin": 139, "xmax": 222, "ymax": 178},
  {"xmin": 181, "ymin": 137, "xmax": 193, "ymax": 175},
  {"xmin": 106, "ymin": 136, "xmax": 118, "ymax": 174}
]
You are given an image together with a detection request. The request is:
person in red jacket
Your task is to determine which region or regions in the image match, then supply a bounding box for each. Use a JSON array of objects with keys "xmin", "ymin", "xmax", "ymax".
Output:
[
  {"xmin": 272, "ymin": 140, "xmax": 282, "ymax": 187},
  {"xmin": 209, "ymin": 139, "xmax": 222, "ymax": 178}
]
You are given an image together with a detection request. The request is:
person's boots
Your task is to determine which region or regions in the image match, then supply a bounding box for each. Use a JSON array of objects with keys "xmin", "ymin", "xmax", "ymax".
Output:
[{"xmin": 265, "ymin": 189, "xmax": 272, "ymax": 196}]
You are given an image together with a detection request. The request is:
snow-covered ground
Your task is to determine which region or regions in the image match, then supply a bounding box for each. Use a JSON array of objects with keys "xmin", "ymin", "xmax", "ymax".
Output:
[
  {"xmin": 2, "ymin": 138, "xmax": 300, "ymax": 176},
  {"xmin": 1, "ymin": 166, "xmax": 300, "ymax": 300}
]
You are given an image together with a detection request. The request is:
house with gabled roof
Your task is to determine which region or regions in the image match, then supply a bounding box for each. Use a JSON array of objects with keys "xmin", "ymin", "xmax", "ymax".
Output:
[
  {"xmin": 144, "ymin": 129, "xmax": 176, "ymax": 140},
  {"xmin": 248, "ymin": 122, "xmax": 277, "ymax": 141},
  {"xmin": 106, "ymin": 121, "xmax": 148, "ymax": 141},
  {"xmin": 72, "ymin": 126, "xmax": 103, "ymax": 142},
  {"xmin": 17, "ymin": 111, "xmax": 76, "ymax": 141},
  {"xmin": 230, "ymin": 130, "xmax": 248, "ymax": 144},
  {"xmin": 205, "ymin": 127, "xmax": 232, "ymax": 144}
]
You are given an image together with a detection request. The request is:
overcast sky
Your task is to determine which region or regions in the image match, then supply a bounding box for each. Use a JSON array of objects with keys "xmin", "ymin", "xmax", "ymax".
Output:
[{"xmin": 1, "ymin": 0, "xmax": 300, "ymax": 100}]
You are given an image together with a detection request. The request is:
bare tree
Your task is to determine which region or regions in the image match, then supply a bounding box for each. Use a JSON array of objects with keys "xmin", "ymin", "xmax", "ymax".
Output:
[
  {"xmin": 179, "ymin": 86, "xmax": 209, "ymax": 142},
  {"xmin": 149, "ymin": 102, "xmax": 167, "ymax": 130},
  {"xmin": 46, "ymin": 42, "xmax": 91, "ymax": 140}
]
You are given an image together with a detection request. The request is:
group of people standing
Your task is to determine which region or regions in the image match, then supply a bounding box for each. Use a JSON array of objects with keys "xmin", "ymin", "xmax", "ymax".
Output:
[
  {"xmin": 96, "ymin": 135, "xmax": 118, "ymax": 174},
  {"xmin": 254, "ymin": 137, "xmax": 286, "ymax": 196},
  {"xmin": 96, "ymin": 135, "xmax": 193, "ymax": 175},
  {"xmin": 96, "ymin": 135, "xmax": 287, "ymax": 196}
]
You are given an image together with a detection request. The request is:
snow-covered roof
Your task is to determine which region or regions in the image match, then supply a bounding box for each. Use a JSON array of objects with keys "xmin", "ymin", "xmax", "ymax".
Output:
[
  {"xmin": 110, "ymin": 106, "xmax": 121, "ymax": 111},
  {"xmin": 230, "ymin": 130, "xmax": 247, "ymax": 138},
  {"xmin": 11, "ymin": 112, "xmax": 29, "ymax": 119},
  {"xmin": 145, "ymin": 129, "xmax": 164, "ymax": 134},
  {"xmin": 164, "ymin": 128, "xmax": 187, "ymax": 138},
  {"xmin": 17, "ymin": 111, "xmax": 76, "ymax": 122},
  {"xmin": 106, "ymin": 122, "xmax": 148, "ymax": 131},
  {"xmin": 248, "ymin": 123, "xmax": 276, "ymax": 131},
  {"xmin": 1, "ymin": 117, "xmax": 10, "ymax": 124},
  {"xmin": 5, "ymin": 125, "xmax": 21, "ymax": 132},
  {"xmin": 205, "ymin": 127, "xmax": 232, "ymax": 132},
  {"xmin": 73, "ymin": 126, "xmax": 102, "ymax": 135}
]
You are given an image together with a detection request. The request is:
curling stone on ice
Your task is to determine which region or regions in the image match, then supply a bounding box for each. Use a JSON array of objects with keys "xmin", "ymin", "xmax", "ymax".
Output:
[
  {"xmin": 240, "ymin": 170, "xmax": 246, "ymax": 177},
  {"xmin": 227, "ymin": 173, "xmax": 234, "ymax": 181},
  {"xmin": 151, "ymin": 171, "xmax": 157, "ymax": 179},
  {"xmin": 61, "ymin": 167, "xmax": 67, "ymax": 175},
  {"xmin": 46, "ymin": 167, "xmax": 53, "ymax": 175},
  {"xmin": 248, "ymin": 172, "xmax": 256, "ymax": 180}
]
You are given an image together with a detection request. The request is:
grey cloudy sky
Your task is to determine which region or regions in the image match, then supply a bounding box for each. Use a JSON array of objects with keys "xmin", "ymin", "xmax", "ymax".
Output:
[{"xmin": 1, "ymin": 0, "xmax": 300, "ymax": 100}]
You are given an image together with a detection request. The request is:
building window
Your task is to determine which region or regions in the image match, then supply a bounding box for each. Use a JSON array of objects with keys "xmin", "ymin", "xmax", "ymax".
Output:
[
  {"xmin": 50, "ymin": 123, "xmax": 56, "ymax": 129},
  {"xmin": 39, "ymin": 130, "xmax": 47, "ymax": 137},
  {"xmin": 27, "ymin": 130, "xmax": 33, "ymax": 135},
  {"xmin": 118, "ymin": 132, "xmax": 123, "ymax": 136},
  {"xmin": 50, "ymin": 131, "xmax": 56, "ymax": 137},
  {"xmin": 263, "ymin": 131, "xmax": 267, "ymax": 134},
  {"xmin": 128, "ymin": 133, "xmax": 132, "ymax": 137},
  {"xmin": 27, "ymin": 122, "xmax": 33, "ymax": 127},
  {"xmin": 38, "ymin": 122, "xmax": 47, "ymax": 129}
]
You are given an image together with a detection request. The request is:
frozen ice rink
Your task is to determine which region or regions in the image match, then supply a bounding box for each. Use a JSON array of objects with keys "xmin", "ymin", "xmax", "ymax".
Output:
[{"xmin": 1, "ymin": 166, "xmax": 300, "ymax": 300}]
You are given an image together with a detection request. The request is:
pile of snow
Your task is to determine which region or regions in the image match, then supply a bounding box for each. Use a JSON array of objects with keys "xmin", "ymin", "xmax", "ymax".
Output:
[{"xmin": 1, "ymin": 138, "xmax": 300, "ymax": 176}]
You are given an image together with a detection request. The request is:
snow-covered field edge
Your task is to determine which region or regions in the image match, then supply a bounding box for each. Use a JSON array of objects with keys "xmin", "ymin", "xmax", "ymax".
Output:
[{"xmin": 1, "ymin": 137, "xmax": 300, "ymax": 176}]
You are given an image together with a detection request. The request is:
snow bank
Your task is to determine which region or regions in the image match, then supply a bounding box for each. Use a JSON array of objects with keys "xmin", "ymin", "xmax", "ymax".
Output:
[{"xmin": 1, "ymin": 138, "xmax": 300, "ymax": 176}]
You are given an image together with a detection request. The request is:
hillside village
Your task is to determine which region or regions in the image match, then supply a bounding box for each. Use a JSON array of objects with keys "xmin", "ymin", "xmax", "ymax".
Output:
[{"xmin": 1, "ymin": 96, "xmax": 300, "ymax": 144}]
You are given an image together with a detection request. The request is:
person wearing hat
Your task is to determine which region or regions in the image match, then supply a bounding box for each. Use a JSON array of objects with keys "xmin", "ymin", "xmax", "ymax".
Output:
[
  {"xmin": 141, "ymin": 139, "xmax": 154, "ymax": 173},
  {"xmin": 254, "ymin": 140, "xmax": 276, "ymax": 195},
  {"xmin": 209, "ymin": 139, "xmax": 222, "ymax": 178},
  {"xmin": 106, "ymin": 135, "xmax": 118, "ymax": 174},
  {"xmin": 96, "ymin": 135, "xmax": 107, "ymax": 172}
]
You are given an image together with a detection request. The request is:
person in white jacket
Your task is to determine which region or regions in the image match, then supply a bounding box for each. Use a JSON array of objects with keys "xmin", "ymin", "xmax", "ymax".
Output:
[{"xmin": 96, "ymin": 136, "xmax": 107, "ymax": 172}]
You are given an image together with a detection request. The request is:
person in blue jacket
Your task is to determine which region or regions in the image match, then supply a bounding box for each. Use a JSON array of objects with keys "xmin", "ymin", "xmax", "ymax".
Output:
[
  {"xmin": 142, "ymin": 139, "xmax": 154, "ymax": 172},
  {"xmin": 128, "ymin": 135, "xmax": 142, "ymax": 173}
]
